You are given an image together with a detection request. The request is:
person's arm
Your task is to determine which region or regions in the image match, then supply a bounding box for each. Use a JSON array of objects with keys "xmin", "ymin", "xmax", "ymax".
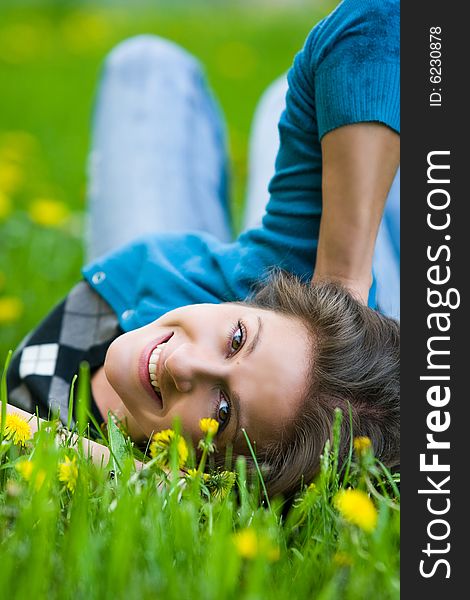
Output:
[
  {"xmin": 5, "ymin": 402, "xmax": 125, "ymax": 468},
  {"xmin": 313, "ymin": 122, "xmax": 400, "ymax": 302}
]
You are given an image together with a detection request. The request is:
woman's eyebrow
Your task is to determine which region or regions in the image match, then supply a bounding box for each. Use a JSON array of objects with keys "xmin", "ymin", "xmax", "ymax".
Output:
[{"xmin": 244, "ymin": 315, "xmax": 263, "ymax": 358}]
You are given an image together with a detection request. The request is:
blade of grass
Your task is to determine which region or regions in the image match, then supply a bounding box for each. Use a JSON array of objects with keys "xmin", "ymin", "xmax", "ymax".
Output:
[
  {"xmin": 241, "ymin": 428, "xmax": 272, "ymax": 514},
  {"xmin": 76, "ymin": 361, "xmax": 90, "ymax": 436},
  {"xmin": 106, "ymin": 412, "xmax": 127, "ymax": 475},
  {"xmin": 1, "ymin": 350, "xmax": 13, "ymax": 442},
  {"xmin": 339, "ymin": 403, "xmax": 354, "ymax": 486},
  {"xmin": 330, "ymin": 407, "xmax": 343, "ymax": 486},
  {"xmin": 85, "ymin": 407, "xmax": 108, "ymax": 446},
  {"xmin": 376, "ymin": 459, "xmax": 401, "ymax": 499},
  {"xmin": 67, "ymin": 373, "xmax": 77, "ymax": 430}
]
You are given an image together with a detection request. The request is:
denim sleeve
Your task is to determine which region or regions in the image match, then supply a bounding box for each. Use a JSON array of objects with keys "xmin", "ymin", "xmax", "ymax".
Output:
[
  {"xmin": 235, "ymin": 0, "xmax": 400, "ymax": 286},
  {"xmin": 312, "ymin": 0, "xmax": 400, "ymax": 139}
]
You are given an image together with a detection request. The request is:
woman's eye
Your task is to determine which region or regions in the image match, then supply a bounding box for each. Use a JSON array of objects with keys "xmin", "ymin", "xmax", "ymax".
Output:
[
  {"xmin": 226, "ymin": 320, "xmax": 246, "ymax": 357},
  {"xmin": 217, "ymin": 396, "xmax": 231, "ymax": 429},
  {"xmin": 231, "ymin": 323, "xmax": 244, "ymax": 352}
]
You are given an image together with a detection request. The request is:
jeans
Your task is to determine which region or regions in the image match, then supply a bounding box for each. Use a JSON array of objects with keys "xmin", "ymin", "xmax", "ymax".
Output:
[{"xmin": 85, "ymin": 35, "xmax": 400, "ymax": 319}]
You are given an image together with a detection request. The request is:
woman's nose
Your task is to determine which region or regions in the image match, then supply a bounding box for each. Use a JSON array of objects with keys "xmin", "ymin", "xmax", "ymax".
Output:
[{"xmin": 163, "ymin": 342, "xmax": 225, "ymax": 393}]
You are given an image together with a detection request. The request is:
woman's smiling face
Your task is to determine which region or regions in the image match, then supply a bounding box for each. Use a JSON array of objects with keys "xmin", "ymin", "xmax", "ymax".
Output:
[{"xmin": 104, "ymin": 303, "xmax": 311, "ymax": 452}]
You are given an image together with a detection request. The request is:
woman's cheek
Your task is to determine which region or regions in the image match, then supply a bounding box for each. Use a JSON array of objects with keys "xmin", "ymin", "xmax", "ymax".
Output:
[{"xmin": 104, "ymin": 335, "xmax": 130, "ymax": 391}]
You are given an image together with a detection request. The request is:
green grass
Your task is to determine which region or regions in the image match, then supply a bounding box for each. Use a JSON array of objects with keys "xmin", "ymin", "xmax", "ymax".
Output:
[{"xmin": 1, "ymin": 358, "xmax": 400, "ymax": 600}]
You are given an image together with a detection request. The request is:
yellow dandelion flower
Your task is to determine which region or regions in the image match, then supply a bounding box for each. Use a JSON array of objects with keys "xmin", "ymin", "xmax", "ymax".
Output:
[
  {"xmin": 0, "ymin": 162, "xmax": 23, "ymax": 194},
  {"xmin": 3, "ymin": 413, "xmax": 32, "ymax": 446},
  {"xmin": 0, "ymin": 131, "xmax": 39, "ymax": 163},
  {"xmin": 151, "ymin": 429, "xmax": 174, "ymax": 448},
  {"xmin": 0, "ymin": 22, "xmax": 48, "ymax": 64},
  {"xmin": 233, "ymin": 529, "xmax": 280, "ymax": 562},
  {"xmin": 199, "ymin": 418, "xmax": 219, "ymax": 436},
  {"xmin": 334, "ymin": 489, "xmax": 378, "ymax": 533},
  {"xmin": 15, "ymin": 459, "xmax": 33, "ymax": 480},
  {"xmin": 0, "ymin": 296, "xmax": 24, "ymax": 324},
  {"xmin": 28, "ymin": 199, "xmax": 69, "ymax": 228},
  {"xmin": 0, "ymin": 191, "xmax": 12, "ymax": 220},
  {"xmin": 61, "ymin": 11, "xmax": 111, "ymax": 55},
  {"xmin": 58, "ymin": 455, "xmax": 78, "ymax": 493},
  {"xmin": 185, "ymin": 468, "xmax": 210, "ymax": 482},
  {"xmin": 353, "ymin": 436, "xmax": 372, "ymax": 455},
  {"xmin": 15, "ymin": 459, "xmax": 46, "ymax": 490},
  {"xmin": 233, "ymin": 528, "xmax": 258, "ymax": 559},
  {"xmin": 150, "ymin": 429, "xmax": 188, "ymax": 469},
  {"xmin": 206, "ymin": 470, "xmax": 236, "ymax": 500}
]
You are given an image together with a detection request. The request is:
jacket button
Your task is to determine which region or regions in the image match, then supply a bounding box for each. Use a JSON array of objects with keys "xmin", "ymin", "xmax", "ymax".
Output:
[
  {"xmin": 92, "ymin": 271, "xmax": 106, "ymax": 284},
  {"xmin": 122, "ymin": 309, "xmax": 134, "ymax": 320}
]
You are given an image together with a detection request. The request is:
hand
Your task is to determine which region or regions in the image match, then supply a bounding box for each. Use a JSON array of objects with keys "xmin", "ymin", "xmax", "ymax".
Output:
[{"xmin": 311, "ymin": 272, "xmax": 372, "ymax": 305}]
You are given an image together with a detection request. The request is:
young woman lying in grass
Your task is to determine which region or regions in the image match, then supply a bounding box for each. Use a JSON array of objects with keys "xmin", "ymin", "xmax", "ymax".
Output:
[
  {"xmin": 6, "ymin": 272, "xmax": 399, "ymax": 497},
  {"xmin": 6, "ymin": 0, "xmax": 400, "ymax": 498}
]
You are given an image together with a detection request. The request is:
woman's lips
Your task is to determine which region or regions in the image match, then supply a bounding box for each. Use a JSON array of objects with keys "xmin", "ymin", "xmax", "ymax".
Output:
[{"xmin": 138, "ymin": 332, "xmax": 173, "ymax": 409}]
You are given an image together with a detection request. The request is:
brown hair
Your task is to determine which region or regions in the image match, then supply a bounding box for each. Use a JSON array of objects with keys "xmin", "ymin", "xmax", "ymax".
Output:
[{"xmin": 241, "ymin": 270, "xmax": 400, "ymax": 498}]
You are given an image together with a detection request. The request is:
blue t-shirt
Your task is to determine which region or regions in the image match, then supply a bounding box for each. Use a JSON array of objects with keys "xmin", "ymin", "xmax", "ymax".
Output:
[{"xmin": 82, "ymin": 0, "xmax": 400, "ymax": 332}]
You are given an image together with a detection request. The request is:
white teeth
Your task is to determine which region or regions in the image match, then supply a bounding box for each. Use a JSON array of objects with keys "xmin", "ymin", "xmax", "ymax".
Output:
[
  {"xmin": 149, "ymin": 349, "xmax": 161, "ymax": 365},
  {"xmin": 148, "ymin": 340, "xmax": 168, "ymax": 393}
]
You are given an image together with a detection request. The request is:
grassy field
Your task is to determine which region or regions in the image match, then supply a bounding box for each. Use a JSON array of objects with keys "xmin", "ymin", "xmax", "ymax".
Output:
[
  {"xmin": 1, "ymin": 362, "xmax": 400, "ymax": 599},
  {"xmin": 0, "ymin": 2, "xmax": 400, "ymax": 598}
]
